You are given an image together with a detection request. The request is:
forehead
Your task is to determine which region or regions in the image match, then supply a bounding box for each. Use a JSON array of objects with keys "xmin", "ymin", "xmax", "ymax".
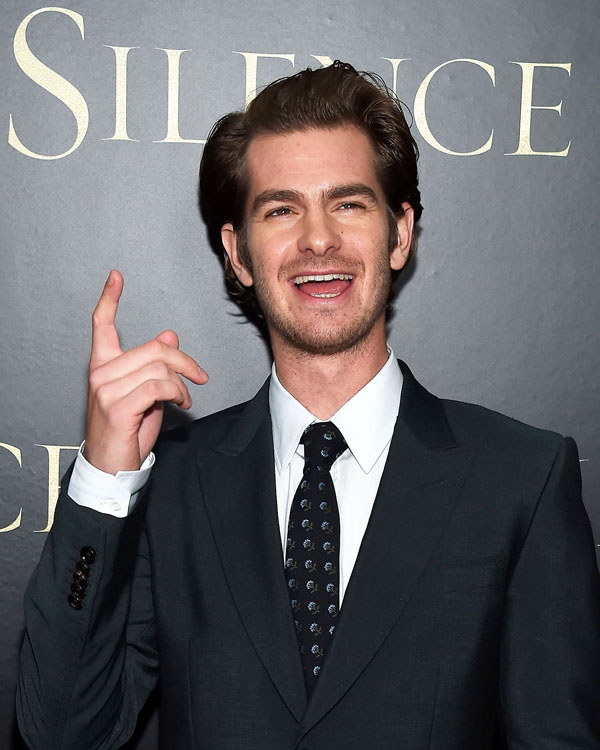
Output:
[{"xmin": 244, "ymin": 126, "xmax": 381, "ymax": 201}]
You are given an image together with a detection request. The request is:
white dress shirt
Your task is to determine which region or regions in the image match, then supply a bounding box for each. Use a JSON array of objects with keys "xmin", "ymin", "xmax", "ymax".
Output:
[
  {"xmin": 270, "ymin": 351, "xmax": 402, "ymax": 603},
  {"xmin": 68, "ymin": 352, "xmax": 403, "ymax": 602}
]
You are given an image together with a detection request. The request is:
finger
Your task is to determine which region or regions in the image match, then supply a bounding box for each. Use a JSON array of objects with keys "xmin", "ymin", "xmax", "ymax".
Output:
[
  {"xmin": 94, "ymin": 362, "xmax": 192, "ymax": 411},
  {"xmin": 91, "ymin": 338, "xmax": 208, "ymax": 386},
  {"xmin": 91, "ymin": 270, "xmax": 124, "ymax": 367},
  {"xmin": 156, "ymin": 329, "xmax": 179, "ymax": 348},
  {"xmin": 110, "ymin": 379, "xmax": 190, "ymax": 425},
  {"xmin": 154, "ymin": 330, "xmax": 209, "ymax": 381}
]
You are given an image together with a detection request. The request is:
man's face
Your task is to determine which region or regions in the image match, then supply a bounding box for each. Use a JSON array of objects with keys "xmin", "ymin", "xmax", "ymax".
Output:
[{"xmin": 222, "ymin": 125, "xmax": 413, "ymax": 356}]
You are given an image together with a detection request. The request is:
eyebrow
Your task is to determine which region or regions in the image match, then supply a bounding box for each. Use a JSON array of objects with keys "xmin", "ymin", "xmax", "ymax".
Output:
[
  {"xmin": 325, "ymin": 183, "xmax": 379, "ymax": 204},
  {"xmin": 251, "ymin": 183, "xmax": 379, "ymax": 215},
  {"xmin": 252, "ymin": 190, "xmax": 299, "ymax": 215}
]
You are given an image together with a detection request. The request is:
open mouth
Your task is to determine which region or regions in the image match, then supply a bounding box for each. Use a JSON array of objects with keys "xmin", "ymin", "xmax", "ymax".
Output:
[{"xmin": 292, "ymin": 273, "xmax": 354, "ymax": 298}]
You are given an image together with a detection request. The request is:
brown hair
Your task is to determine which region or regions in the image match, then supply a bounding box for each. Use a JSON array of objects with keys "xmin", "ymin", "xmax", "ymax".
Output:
[{"xmin": 199, "ymin": 60, "xmax": 423, "ymax": 310}]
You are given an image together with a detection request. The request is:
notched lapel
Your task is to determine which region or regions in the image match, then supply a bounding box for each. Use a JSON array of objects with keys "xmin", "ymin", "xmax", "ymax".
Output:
[
  {"xmin": 297, "ymin": 363, "xmax": 474, "ymax": 738},
  {"xmin": 196, "ymin": 385, "xmax": 307, "ymax": 722}
]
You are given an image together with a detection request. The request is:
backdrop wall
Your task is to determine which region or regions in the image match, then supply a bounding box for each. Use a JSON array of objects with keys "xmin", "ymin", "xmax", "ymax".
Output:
[{"xmin": 1, "ymin": 1, "xmax": 599, "ymax": 747}]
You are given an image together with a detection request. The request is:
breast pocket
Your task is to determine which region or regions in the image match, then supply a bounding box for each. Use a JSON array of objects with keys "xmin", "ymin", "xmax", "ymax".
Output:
[{"xmin": 442, "ymin": 554, "xmax": 507, "ymax": 593}]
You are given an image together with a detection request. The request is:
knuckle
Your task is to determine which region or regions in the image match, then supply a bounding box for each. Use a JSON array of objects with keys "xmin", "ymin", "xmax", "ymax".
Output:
[
  {"xmin": 143, "ymin": 379, "xmax": 160, "ymax": 397},
  {"xmin": 88, "ymin": 367, "xmax": 105, "ymax": 391},
  {"xmin": 88, "ymin": 369, "xmax": 100, "ymax": 390},
  {"xmin": 95, "ymin": 383, "xmax": 110, "ymax": 409},
  {"xmin": 147, "ymin": 339, "xmax": 164, "ymax": 357},
  {"xmin": 153, "ymin": 361, "xmax": 170, "ymax": 379}
]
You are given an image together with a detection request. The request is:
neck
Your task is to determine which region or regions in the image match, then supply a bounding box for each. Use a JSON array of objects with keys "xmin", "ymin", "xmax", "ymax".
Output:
[{"xmin": 271, "ymin": 325, "xmax": 390, "ymax": 420}]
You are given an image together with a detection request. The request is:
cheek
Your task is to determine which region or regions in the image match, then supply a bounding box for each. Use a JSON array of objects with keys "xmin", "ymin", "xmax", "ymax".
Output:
[
  {"xmin": 347, "ymin": 222, "xmax": 387, "ymax": 251},
  {"xmin": 249, "ymin": 226, "xmax": 295, "ymax": 264},
  {"xmin": 250, "ymin": 253, "xmax": 283, "ymax": 288}
]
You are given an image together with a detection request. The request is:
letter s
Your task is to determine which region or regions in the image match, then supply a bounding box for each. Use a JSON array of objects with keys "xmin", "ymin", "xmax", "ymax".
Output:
[{"xmin": 8, "ymin": 7, "xmax": 88, "ymax": 160}]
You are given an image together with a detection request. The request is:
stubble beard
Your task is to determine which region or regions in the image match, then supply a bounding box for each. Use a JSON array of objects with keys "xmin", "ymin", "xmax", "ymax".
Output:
[{"xmin": 253, "ymin": 250, "xmax": 393, "ymax": 357}]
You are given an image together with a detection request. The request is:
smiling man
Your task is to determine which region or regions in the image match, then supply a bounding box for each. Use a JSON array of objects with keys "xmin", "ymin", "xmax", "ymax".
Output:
[
  {"xmin": 18, "ymin": 62, "xmax": 600, "ymax": 749},
  {"xmin": 221, "ymin": 125, "xmax": 413, "ymax": 415}
]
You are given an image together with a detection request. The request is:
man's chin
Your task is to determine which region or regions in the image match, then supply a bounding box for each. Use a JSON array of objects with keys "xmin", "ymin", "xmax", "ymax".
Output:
[{"xmin": 268, "ymin": 321, "xmax": 380, "ymax": 357}]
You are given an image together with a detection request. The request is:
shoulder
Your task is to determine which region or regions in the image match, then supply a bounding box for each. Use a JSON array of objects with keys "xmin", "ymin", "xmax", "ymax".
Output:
[
  {"xmin": 145, "ymin": 383, "xmax": 271, "ymax": 506},
  {"xmin": 154, "ymin": 398, "xmax": 256, "ymax": 460},
  {"xmin": 438, "ymin": 396, "xmax": 575, "ymax": 493},
  {"xmin": 399, "ymin": 360, "xmax": 568, "ymax": 464},
  {"xmin": 151, "ymin": 375, "xmax": 271, "ymax": 465},
  {"xmin": 442, "ymin": 396, "xmax": 565, "ymax": 452}
]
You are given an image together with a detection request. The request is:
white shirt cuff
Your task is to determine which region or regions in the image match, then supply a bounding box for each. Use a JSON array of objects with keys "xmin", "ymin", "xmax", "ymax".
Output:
[{"xmin": 68, "ymin": 442, "xmax": 155, "ymax": 518}]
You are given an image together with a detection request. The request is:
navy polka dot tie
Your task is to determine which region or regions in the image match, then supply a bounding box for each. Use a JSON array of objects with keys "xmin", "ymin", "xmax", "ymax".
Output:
[{"xmin": 285, "ymin": 421, "xmax": 347, "ymax": 696}]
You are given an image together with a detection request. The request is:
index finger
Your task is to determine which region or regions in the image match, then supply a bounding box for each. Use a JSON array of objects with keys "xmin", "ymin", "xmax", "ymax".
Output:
[{"xmin": 90, "ymin": 269, "xmax": 124, "ymax": 367}]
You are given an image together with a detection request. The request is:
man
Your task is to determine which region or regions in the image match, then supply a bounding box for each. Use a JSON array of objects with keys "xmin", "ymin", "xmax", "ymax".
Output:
[{"xmin": 17, "ymin": 61, "xmax": 600, "ymax": 749}]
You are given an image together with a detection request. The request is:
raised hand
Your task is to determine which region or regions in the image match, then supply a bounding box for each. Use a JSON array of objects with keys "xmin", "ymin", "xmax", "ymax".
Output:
[{"xmin": 84, "ymin": 270, "xmax": 208, "ymax": 474}]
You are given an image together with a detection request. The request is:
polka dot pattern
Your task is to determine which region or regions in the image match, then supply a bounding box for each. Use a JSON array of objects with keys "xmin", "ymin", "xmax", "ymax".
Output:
[{"xmin": 284, "ymin": 421, "xmax": 347, "ymax": 696}]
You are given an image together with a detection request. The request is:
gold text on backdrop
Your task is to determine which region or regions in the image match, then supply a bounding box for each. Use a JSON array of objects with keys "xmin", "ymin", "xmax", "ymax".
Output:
[
  {"xmin": 7, "ymin": 7, "xmax": 573, "ymax": 159},
  {"xmin": 0, "ymin": 442, "xmax": 78, "ymax": 532}
]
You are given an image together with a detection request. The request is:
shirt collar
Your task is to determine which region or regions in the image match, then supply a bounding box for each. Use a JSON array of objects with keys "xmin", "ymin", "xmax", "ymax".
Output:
[{"xmin": 269, "ymin": 349, "xmax": 403, "ymax": 475}]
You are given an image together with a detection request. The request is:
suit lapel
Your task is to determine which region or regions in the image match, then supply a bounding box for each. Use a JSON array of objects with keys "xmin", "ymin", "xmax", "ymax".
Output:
[
  {"xmin": 297, "ymin": 362, "xmax": 474, "ymax": 738},
  {"xmin": 196, "ymin": 381, "xmax": 307, "ymax": 722}
]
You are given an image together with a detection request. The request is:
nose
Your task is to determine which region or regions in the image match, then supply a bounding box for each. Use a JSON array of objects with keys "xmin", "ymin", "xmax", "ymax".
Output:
[{"xmin": 297, "ymin": 208, "xmax": 341, "ymax": 256}]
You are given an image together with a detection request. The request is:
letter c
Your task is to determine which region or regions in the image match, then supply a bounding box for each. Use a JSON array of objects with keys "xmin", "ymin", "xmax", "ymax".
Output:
[{"xmin": 414, "ymin": 58, "xmax": 495, "ymax": 156}]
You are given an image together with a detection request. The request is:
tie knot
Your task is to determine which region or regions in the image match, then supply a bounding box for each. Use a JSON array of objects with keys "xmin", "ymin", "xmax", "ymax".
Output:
[{"xmin": 301, "ymin": 421, "xmax": 347, "ymax": 471}]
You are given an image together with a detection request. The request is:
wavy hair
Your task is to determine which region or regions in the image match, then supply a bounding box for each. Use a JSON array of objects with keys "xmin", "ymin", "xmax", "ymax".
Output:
[{"xmin": 199, "ymin": 60, "xmax": 423, "ymax": 312}]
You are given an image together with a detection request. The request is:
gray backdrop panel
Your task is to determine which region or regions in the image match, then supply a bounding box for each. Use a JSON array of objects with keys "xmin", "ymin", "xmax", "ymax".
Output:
[{"xmin": 1, "ymin": 1, "xmax": 598, "ymax": 747}]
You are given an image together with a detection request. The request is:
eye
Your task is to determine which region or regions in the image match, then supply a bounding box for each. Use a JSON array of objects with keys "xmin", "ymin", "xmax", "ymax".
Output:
[
  {"xmin": 266, "ymin": 206, "xmax": 293, "ymax": 218},
  {"xmin": 337, "ymin": 201, "xmax": 363, "ymax": 211}
]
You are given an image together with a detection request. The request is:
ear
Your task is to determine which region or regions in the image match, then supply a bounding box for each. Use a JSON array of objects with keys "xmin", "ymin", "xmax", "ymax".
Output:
[
  {"xmin": 221, "ymin": 223, "xmax": 254, "ymax": 287},
  {"xmin": 389, "ymin": 202, "xmax": 414, "ymax": 272}
]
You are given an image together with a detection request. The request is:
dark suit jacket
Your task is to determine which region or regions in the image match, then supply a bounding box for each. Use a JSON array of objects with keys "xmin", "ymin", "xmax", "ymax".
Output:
[{"xmin": 17, "ymin": 362, "xmax": 600, "ymax": 749}]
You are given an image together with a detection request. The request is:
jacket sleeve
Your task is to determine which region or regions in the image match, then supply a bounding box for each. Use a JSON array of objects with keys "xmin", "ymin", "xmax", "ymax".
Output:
[
  {"xmin": 16, "ymin": 471, "xmax": 159, "ymax": 750},
  {"xmin": 498, "ymin": 436, "xmax": 600, "ymax": 747}
]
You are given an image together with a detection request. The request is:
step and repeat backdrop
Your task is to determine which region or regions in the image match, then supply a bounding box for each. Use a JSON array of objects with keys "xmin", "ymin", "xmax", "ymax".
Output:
[{"xmin": 1, "ymin": 0, "xmax": 598, "ymax": 747}]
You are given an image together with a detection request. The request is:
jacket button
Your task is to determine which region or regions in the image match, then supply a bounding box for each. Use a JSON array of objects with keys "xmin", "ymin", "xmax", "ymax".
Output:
[
  {"xmin": 75, "ymin": 561, "xmax": 91, "ymax": 577},
  {"xmin": 80, "ymin": 547, "xmax": 96, "ymax": 564},
  {"xmin": 68, "ymin": 594, "xmax": 83, "ymax": 610},
  {"xmin": 71, "ymin": 582, "xmax": 87, "ymax": 597},
  {"xmin": 72, "ymin": 573, "xmax": 88, "ymax": 589}
]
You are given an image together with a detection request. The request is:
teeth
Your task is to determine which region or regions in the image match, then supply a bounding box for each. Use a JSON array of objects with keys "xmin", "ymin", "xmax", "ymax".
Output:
[
  {"xmin": 310, "ymin": 292, "xmax": 342, "ymax": 298},
  {"xmin": 293, "ymin": 273, "xmax": 353, "ymax": 285}
]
